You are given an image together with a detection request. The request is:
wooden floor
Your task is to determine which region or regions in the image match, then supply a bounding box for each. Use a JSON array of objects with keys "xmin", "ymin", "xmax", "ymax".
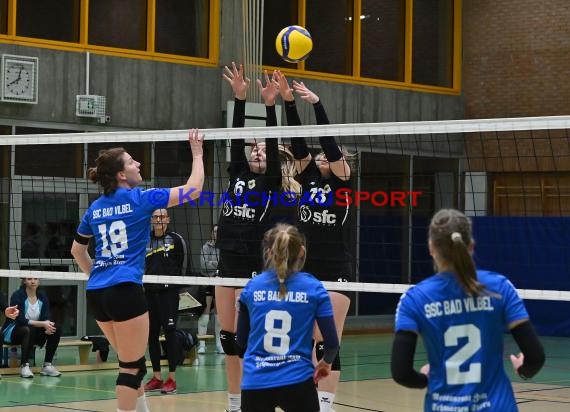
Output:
[{"xmin": 0, "ymin": 334, "xmax": 568, "ymax": 411}]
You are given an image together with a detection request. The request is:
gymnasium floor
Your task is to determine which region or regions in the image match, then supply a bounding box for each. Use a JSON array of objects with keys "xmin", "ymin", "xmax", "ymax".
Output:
[{"xmin": 0, "ymin": 334, "xmax": 568, "ymax": 411}]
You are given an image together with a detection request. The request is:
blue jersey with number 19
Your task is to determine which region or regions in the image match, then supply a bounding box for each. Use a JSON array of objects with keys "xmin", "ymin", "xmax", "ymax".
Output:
[
  {"xmin": 395, "ymin": 270, "xmax": 529, "ymax": 412},
  {"xmin": 77, "ymin": 187, "xmax": 170, "ymax": 290},
  {"xmin": 239, "ymin": 270, "xmax": 333, "ymax": 390}
]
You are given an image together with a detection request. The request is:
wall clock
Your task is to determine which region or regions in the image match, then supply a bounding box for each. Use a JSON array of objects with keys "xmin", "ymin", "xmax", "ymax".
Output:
[{"xmin": 1, "ymin": 54, "xmax": 39, "ymax": 104}]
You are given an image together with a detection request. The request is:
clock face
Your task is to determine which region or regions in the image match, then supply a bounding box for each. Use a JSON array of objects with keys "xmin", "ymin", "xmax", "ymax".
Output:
[
  {"xmin": 1, "ymin": 55, "xmax": 38, "ymax": 104},
  {"xmin": 4, "ymin": 62, "xmax": 33, "ymax": 97}
]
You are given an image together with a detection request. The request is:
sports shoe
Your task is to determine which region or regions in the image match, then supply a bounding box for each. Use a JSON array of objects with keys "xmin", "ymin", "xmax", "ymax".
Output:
[
  {"xmin": 20, "ymin": 363, "xmax": 34, "ymax": 378},
  {"xmin": 198, "ymin": 344, "xmax": 206, "ymax": 354},
  {"xmin": 216, "ymin": 345, "xmax": 224, "ymax": 354},
  {"xmin": 160, "ymin": 378, "xmax": 177, "ymax": 394},
  {"xmin": 40, "ymin": 363, "xmax": 61, "ymax": 377},
  {"xmin": 144, "ymin": 376, "xmax": 163, "ymax": 391}
]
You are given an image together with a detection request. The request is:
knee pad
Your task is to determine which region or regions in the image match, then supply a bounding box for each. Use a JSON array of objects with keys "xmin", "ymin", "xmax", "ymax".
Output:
[
  {"xmin": 315, "ymin": 342, "xmax": 341, "ymax": 371},
  {"xmin": 117, "ymin": 356, "xmax": 147, "ymax": 389},
  {"xmin": 219, "ymin": 330, "xmax": 239, "ymax": 355},
  {"xmin": 116, "ymin": 372, "xmax": 142, "ymax": 390}
]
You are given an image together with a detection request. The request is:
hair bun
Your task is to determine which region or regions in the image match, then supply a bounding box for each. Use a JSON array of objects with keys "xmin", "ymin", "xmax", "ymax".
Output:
[{"xmin": 451, "ymin": 232, "xmax": 462, "ymax": 242}]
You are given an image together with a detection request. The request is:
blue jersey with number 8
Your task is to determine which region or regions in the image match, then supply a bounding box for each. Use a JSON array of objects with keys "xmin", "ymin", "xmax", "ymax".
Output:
[
  {"xmin": 239, "ymin": 270, "xmax": 333, "ymax": 389},
  {"xmin": 77, "ymin": 187, "xmax": 169, "ymax": 290},
  {"xmin": 395, "ymin": 270, "xmax": 529, "ymax": 412}
]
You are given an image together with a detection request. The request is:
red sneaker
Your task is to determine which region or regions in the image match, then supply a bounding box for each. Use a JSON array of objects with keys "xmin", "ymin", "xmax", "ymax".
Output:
[
  {"xmin": 161, "ymin": 378, "xmax": 177, "ymax": 394},
  {"xmin": 144, "ymin": 377, "xmax": 163, "ymax": 392}
]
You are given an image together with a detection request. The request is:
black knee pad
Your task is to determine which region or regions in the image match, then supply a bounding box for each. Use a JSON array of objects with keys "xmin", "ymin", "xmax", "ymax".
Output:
[
  {"xmin": 117, "ymin": 356, "xmax": 147, "ymax": 389},
  {"xmin": 219, "ymin": 330, "xmax": 239, "ymax": 355},
  {"xmin": 315, "ymin": 341, "xmax": 341, "ymax": 371},
  {"xmin": 116, "ymin": 372, "xmax": 142, "ymax": 390}
]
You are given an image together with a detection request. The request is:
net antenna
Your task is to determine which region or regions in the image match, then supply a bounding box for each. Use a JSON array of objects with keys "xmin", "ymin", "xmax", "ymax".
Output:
[{"xmin": 242, "ymin": 0, "xmax": 264, "ymax": 103}]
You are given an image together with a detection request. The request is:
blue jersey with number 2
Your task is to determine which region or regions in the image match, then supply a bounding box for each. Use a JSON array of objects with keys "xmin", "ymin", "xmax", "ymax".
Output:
[
  {"xmin": 240, "ymin": 270, "xmax": 333, "ymax": 390},
  {"xmin": 77, "ymin": 187, "xmax": 169, "ymax": 290},
  {"xmin": 395, "ymin": 270, "xmax": 529, "ymax": 412}
]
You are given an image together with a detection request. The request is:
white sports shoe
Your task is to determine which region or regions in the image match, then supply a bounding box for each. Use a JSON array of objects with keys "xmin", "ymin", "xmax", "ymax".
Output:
[
  {"xmin": 40, "ymin": 363, "xmax": 62, "ymax": 377},
  {"xmin": 20, "ymin": 363, "xmax": 34, "ymax": 378},
  {"xmin": 198, "ymin": 344, "xmax": 206, "ymax": 354}
]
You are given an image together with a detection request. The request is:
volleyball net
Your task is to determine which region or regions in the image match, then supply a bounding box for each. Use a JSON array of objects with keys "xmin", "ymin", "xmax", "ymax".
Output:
[{"xmin": 1, "ymin": 115, "xmax": 570, "ymax": 333}]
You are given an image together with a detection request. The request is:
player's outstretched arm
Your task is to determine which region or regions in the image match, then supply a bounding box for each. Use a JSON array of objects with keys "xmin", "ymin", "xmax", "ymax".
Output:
[
  {"xmin": 168, "ymin": 129, "xmax": 205, "ymax": 207},
  {"xmin": 275, "ymin": 71, "xmax": 311, "ymax": 174},
  {"xmin": 293, "ymin": 81, "xmax": 350, "ymax": 181}
]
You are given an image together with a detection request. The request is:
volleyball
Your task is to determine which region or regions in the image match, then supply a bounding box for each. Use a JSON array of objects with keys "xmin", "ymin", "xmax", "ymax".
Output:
[{"xmin": 275, "ymin": 25, "xmax": 313, "ymax": 63}]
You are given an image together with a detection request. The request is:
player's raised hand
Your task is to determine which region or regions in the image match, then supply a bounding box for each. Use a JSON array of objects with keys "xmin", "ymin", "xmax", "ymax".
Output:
[
  {"xmin": 223, "ymin": 62, "xmax": 250, "ymax": 100},
  {"xmin": 257, "ymin": 70, "xmax": 280, "ymax": 106},
  {"xmin": 188, "ymin": 128, "xmax": 204, "ymax": 158},
  {"xmin": 275, "ymin": 70, "xmax": 294, "ymax": 102},
  {"xmin": 293, "ymin": 80, "xmax": 319, "ymax": 104}
]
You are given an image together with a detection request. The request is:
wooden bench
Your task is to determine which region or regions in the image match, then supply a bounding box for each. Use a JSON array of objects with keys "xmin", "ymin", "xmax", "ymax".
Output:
[
  {"xmin": 3, "ymin": 339, "xmax": 92, "ymax": 367},
  {"xmin": 0, "ymin": 334, "xmax": 214, "ymax": 375}
]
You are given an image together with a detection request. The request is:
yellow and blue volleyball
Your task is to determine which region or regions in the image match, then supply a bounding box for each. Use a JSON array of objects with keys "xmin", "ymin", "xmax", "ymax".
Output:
[{"xmin": 275, "ymin": 25, "xmax": 313, "ymax": 63}]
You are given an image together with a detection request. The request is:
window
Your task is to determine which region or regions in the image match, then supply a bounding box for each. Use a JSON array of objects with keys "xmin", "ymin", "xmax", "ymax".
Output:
[
  {"xmin": 155, "ymin": 0, "xmax": 210, "ymax": 57},
  {"xmin": 305, "ymin": 0, "xmax": 354, "ymax": 75},
  {"xmin": 412, "ymin": 0, "xmax": 454, "ymax": 87},
  {"xmin": 360, "ymin": 0, "xmax": 406, "ymax": 82},
  {"xmin": 20, "ymin": 193, "xmax": 79, "ymax": 259},
  {"xmin": 262, "ymin": 0, "xmax": 298, "ymax": 68},
  {"xmin": 89, "ymin": 0, "xmax": 147, "ymax": 50},
  {"xmin": 16, "ymin": 0, "xmax": 80, "ymax": 42},
  {"xmin": 262, "ymin": 0, "xmax": 459, "ymax": 92},
  {"xmin": 0, "ymin": 0, "xmax": 7, "ymax": 34}
]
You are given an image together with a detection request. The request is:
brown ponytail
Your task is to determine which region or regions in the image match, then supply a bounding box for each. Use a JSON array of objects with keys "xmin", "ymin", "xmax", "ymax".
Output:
[
  {"xmin": 262, "ymin": 223, "xmax": 306, "ymax": 298},
  {"xmin": 88, "ymin": 147, "xmax": 126, "ymax": 195},
  {"xmin": 429, "ymin": 209, "xmax": 484, "ymax": 296}
]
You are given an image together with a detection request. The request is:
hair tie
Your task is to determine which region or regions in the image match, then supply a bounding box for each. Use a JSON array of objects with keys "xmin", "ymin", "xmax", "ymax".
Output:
[
  {"xmin": 279, "ymin": 278, "xmax": 284, "ymax": 284},
  {"xmin": 451, "ymin": 232, "xmax": 462, "ymax": 242}
]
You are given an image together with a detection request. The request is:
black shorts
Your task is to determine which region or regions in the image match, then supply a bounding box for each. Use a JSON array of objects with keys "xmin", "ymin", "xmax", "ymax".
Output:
[
  {"xmin": 218, "ymin": 249, "xmax": 261, "ymax": 280},
  {"xmin": 87, "ymin": 282, "xmax": 148, "ymax": 322},
  {"xmin": 304, "ymin": 259, "xmax": 352, "ymax": 282},
  {"xmin": 241, "ymin": 377, "xmax": 319, "ymax": 412},
  {"xmin": 201, "ymin": 284, "xmax": 215, "ymax": 297},
  {"xmin": 301, "ymin": 263, "xmax": 351, "ymax": 299}
]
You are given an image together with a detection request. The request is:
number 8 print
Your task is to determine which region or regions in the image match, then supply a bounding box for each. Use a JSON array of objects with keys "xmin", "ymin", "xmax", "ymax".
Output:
[{"xmin": 263, "ymin": 310, "xmax": 292, "ymax": 355}]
